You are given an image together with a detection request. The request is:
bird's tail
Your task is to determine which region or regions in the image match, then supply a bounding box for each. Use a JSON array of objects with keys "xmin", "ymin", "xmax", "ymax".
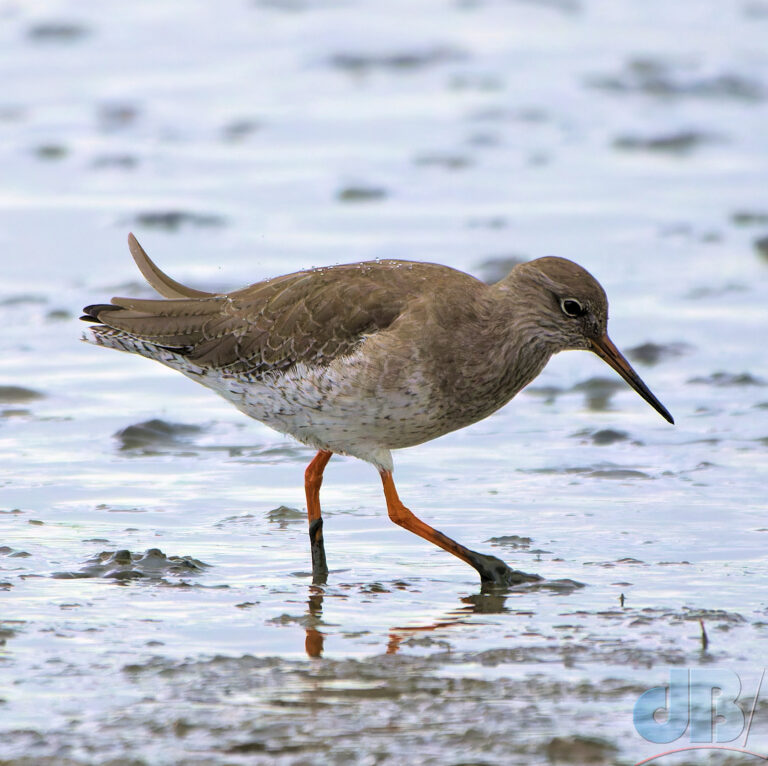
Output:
[{"xmin": 81, "ymin": 321, "xmax": 187, "ymax": 368}]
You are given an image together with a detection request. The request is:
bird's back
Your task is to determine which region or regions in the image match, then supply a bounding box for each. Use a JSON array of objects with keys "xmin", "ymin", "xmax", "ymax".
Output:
[{"xmin": 83, "ymin": 257, "xmax": 483, "ymax": 379}]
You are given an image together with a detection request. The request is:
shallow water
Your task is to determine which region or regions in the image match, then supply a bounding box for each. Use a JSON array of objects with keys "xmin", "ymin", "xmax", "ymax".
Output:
[{"xmin": 1, "ymin": 0, "xmax": 767, "ymax": 764}]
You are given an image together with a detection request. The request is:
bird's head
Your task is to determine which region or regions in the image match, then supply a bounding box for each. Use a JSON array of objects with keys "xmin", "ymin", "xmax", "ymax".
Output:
[{"xmin": 505, "ymin": 256, "xmax": 674, "ymax": 424}]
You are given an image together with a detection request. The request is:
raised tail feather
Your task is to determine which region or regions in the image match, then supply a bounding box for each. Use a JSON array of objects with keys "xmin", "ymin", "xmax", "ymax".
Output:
[
  {"xmin": 127, "ymin": 233, "xmax": 216, "ymax": 299},
  {"xmin": 80, "ymin": 234, "xmax": 225, "ymax": 362}
]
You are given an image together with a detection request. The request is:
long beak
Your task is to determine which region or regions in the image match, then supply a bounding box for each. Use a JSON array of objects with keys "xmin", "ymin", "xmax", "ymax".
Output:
[{"xmin": 590, "ymin": 335, "xmax": 674, "ymax": 424}]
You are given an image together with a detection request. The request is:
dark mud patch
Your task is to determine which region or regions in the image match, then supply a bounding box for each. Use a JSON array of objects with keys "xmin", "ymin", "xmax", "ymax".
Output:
[
  {"xmin": 51, "ymin": 548, "xmax": 209, "ymax": 581},
  {"xmin": 214, "ymin": 512, "xmax": 257, "ymax": 529},
  {"xmin": 529, "ymin": 464, "xmax": 652, "ymax": 480},
  {"xmin": 475, "ymin": 254, "xmax": 527, "ymax": 284},
  {"xmin": 543, "ymin": 735, "xmax": 618, "ymax": 763},
  {"xmin": 114, "ymin": 418, "xmax": 206, "ymax": 452},
  {"xmin": 678, "ymin": 607, "xmax": 746, "ymax": 627},
  {"xmin": 0, "ymin": 621, "xmax": 24, "ymax": 646},
  {"xmin": 685, "ymin": 282, "xmax": 748, "ymax": 299},
  {"xmin": 587, "ymin": 57, "xmax": 766, "ymax": 101},
  {"xmin": 0, "ymin": 546, "xmax": 31, "ymax": 558},
  {"xmin": 0, "ymin": 386, "xmax": 45, "ymax": 404},
  {"xmin": 731, "ymin": 209, "xmax": 768, "ymax": 226},
  {"xmin": 467, "ymin": 214, "xmax": 508, "ymax": 229},
  {"xmin": 91, "ymin": 153, "xmax": 139, "ymax": 170},
  {"xmin": 486, "ymin": 535, "xmax": 533, "ymax": 549},
  {"xmin": 571, "ymin": 376, "xmax": 625, "ymax": 411},
  {"xmin": 27, "ymin": 22, "xmax": 90, "ymax": 42},
  {"xmin": 97, "ymin": 102, "xmax": 140, "ymax": 132},
  {"xmin": 517, "ymin": 578, "xmax": 585, "ymax": 594},
  {"xmin": 1, "ymin": 407, "xmax": 31, "ymax": 418},
  {"xmin": 0, "ymin": 294, "xmax": 47, "ymax": 306},
  {"xmin": 129, "ymin": 210, "xmax": 227, "ymax": 231},
  {"xmin": 465, "ymin": 129, "xmax": 501, "ymax": 147},
  {"xmin": 220, "ymin": 118, "xmax": 261, "ymax": 141},
  {"xmin": 688, "ymin": 371, "xmax": 766, "ymax": 387},
  {"xmin": 329, "ymin": 47, "xmax": 465, "ymax": 74},
  {"xmin": 217, "ymin": 505, "xmax": 304, "ymax": 530},
  {"xmin": 413, "ymin": 152, "xmax": 473, "ymax": 170},
  {"xmin": 216, "ymin": 442, "xmax": 309, "ymax": 462},
  {"xmin": 449, "ymin": 72, "xmax": 503, "ymax": 92},
  {"xmin": 754, "ymin": 234, "xmax": 768, "ymax": 261},
  {"xmin": 588, "ymin": 468, "xmax": 650, "ymax": 480},
  {"xmin": 45, "ymin": 308, "xmax": 72, "ymax": 321},
  {"xmin": 627, "ymin": 341, "xmax": 693, "ymax": 365},
  {"xmin": 337, "ymin": 185, "xmax": 388, "ymax": 202},
  {"xmin": 584, "ymin": 557, "xmax": 647, "ymax": 568},
  {"xmin": 613, "ymin": 129, "xmax": 721, "ymax": 154},
  {"xmin": 33, "ymin": 144, "xmax": 68, "ymax": 160},
  {"xmin": 572, "ymin": 428, "xmax": 634, "ymax": 446},
  {"xmin": 266, "ymin": 505, "xmax": 305, "ymax": 526},
  {"xmin": 524, "ymin": 384, "xmax": 564, "ymax": 405}
]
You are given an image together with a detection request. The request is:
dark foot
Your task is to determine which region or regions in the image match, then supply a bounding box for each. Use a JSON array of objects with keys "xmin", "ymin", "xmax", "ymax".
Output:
[
  {"xmin": 466, "ymin": 551, "xmax": 541, "ymax": 587},
  {"xmin": 309, "ymin": 518, "xmax": 328, "ymax": 585}
]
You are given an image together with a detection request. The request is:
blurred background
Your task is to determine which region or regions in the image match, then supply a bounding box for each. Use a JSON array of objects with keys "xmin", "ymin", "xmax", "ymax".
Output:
[{"xmin": 1, "ymin": 1, "xmax": 767, "ymax": 764}]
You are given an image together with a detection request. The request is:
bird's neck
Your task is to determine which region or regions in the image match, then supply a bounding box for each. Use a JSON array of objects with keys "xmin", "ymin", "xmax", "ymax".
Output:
[
  {"xmin": 430, "ymin": 284, "xmax": 558, "ymax": 424},
  {"xmin": 479, "ymin": 287, "xmax": 558, "ymax": 397}
]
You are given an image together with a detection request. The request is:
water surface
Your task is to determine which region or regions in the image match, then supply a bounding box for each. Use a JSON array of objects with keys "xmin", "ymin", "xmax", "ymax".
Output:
[{"xmin": 1, "ymin": 0, "xmax": 767, "ymax": 763}]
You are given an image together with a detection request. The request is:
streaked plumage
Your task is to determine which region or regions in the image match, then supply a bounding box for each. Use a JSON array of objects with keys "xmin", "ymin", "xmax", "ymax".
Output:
[{"xmin": 82, "ymin": 234, "xmax": 673, "ymax": 586}]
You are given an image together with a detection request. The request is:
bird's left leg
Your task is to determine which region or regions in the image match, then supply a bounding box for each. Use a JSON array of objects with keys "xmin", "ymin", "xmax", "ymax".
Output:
[
  {"xmin": 380, "ymin": 470, "xmax": 540, "ymax": 586},
  {"xmin": 305, "ymin": 450, "xmax": 333, "ymax": 584}
]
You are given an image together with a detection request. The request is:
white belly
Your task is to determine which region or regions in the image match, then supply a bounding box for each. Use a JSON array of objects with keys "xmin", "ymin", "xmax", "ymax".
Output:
[{"xmin": 188, "ymin": 351, "xmax": 441, "ymax": 471}]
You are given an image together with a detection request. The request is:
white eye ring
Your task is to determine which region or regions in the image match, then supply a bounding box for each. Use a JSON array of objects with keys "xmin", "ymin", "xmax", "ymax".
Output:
[{"xmin": 560, "ymin": 298, "xmax": 584, "ymax": 317}]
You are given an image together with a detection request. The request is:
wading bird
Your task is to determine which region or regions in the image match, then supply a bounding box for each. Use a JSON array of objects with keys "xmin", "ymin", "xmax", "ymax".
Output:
[{"xmin": 82, "ymin": 235, "xmax": 673, "ymax": 585}]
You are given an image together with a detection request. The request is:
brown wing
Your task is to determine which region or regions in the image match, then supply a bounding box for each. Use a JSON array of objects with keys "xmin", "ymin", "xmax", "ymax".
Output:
[{"xmin": 83, "ymin": 246, "xmax": 471, "ymax": 378}]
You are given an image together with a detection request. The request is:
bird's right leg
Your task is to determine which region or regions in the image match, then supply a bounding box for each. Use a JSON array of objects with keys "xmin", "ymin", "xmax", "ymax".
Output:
[
  {"xmin": 380, "ymin": 470, "xmax": 540, "ymax": 587},
  {"xmin": 305, "ymin": 450, "xmax": 333, "ymax": 584}
]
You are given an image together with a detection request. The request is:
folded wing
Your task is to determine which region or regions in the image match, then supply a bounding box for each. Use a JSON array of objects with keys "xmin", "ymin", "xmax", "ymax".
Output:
[{"xmin": 83, "ymin": 237, "xmax": 450, "ymax": 378}]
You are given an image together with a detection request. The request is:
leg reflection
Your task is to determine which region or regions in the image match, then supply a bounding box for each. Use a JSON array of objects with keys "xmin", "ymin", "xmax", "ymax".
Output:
[
  {"xmin": 304, "ymin": 583, "xmax": 325, "ymax": 658},
  {"xmin": 386, "ymin": 590, "xmax": 511, "ymax": 654}
]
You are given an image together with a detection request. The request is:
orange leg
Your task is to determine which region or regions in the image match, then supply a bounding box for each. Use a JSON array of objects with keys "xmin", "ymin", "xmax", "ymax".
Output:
[
  {"xmin": 380, "ymin": 470, "xmax": 540, "ymax": 586},
  {"xmin": 305, "ymin": 450, "xmax": 333, "ymax": 583}
]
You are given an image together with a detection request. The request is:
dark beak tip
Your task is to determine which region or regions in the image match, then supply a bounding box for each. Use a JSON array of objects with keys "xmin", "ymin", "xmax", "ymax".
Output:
[{"xmin": 590, "ymin": 335, "xmax": 675, "ymax": 427}]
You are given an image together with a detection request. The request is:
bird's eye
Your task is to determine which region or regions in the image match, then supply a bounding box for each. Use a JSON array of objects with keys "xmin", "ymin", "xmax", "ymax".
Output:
[{"xmin": 560, "ymin": 298, "xmax": 584, "ymax": 317}]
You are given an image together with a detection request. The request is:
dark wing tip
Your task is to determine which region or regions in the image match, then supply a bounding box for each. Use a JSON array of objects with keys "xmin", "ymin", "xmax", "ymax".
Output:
[{"xmin": 81, "ymin": 303, "xmax": 118, "ymax": 322}]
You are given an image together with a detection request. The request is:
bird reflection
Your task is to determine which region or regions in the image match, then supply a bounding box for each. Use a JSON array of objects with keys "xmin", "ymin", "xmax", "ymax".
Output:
[{"xmin": 302, "ymin": 584, "xmax": 513, "ymax": 658}]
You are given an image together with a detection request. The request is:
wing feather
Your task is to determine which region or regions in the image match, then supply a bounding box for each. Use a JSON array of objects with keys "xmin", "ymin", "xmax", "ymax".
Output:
[{"xmin": 84, "ymin": 240, "xmax": 483, "ymax": 378}]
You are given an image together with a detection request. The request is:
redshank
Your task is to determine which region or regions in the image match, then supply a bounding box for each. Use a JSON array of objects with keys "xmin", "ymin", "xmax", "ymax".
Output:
[{"xmin": 82, "ymin": 234, "xmax": 674, "ymax": 586}]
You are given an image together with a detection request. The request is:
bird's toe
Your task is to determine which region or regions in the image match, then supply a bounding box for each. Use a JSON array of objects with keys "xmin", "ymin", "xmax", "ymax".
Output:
[{"xmin": 469, "ymin": 552, "xmax": 542, "ymax": 587}]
